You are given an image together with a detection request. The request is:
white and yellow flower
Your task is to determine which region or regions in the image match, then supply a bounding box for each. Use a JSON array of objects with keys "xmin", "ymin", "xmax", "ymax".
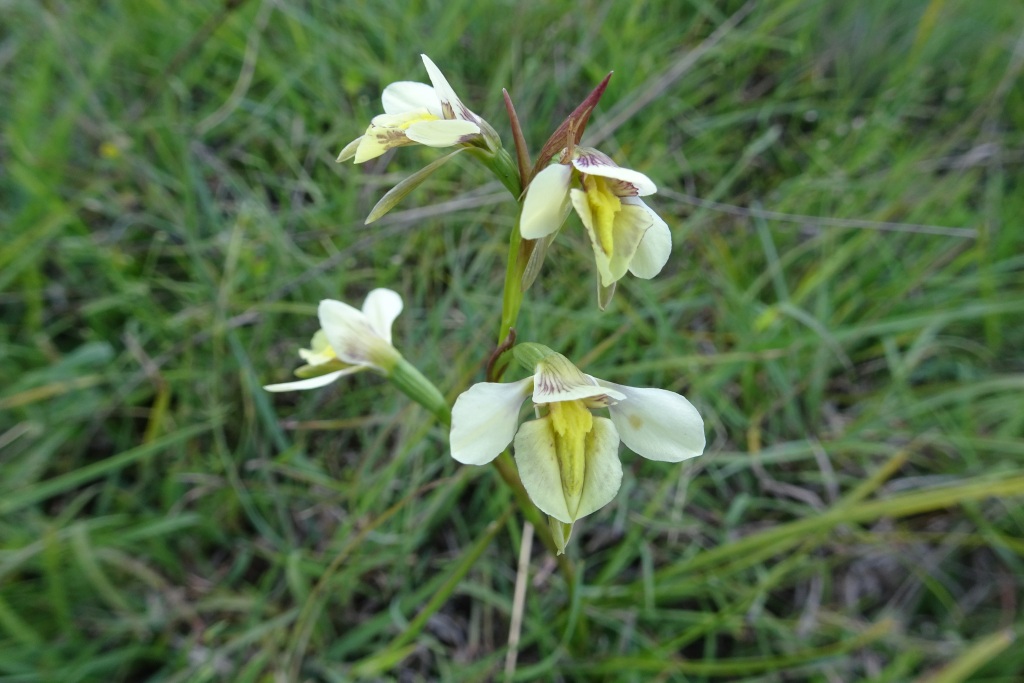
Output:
[
  {"xmin": 338, "ymin": 54, "xmax": 493, "ymax": 164},
  {"xmin": 450, "ymin": 344, "xmax": 704, "ymax": 552},
  {"xmin": 520, "ymin": 148, "xmax": 672, "ymax": 296},
  {"xmin": 264, "ymin": 288, "xmax": 403, "ymax": 392}
]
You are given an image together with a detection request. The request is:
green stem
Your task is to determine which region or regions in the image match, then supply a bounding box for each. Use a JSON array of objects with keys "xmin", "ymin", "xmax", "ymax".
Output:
[
  {"xmin": 498, "ymin": 219, "xmax": 525, "ymax": 346},
  {"xmin": 388, "ymin": 357, "xmax": 451, "ymax": 426},
  {"xmin": 467, "ymin": 146, "xmax": 521, "ymax": 198},
  {"xmin": 493, "ymin": 224, "xmax": 538, "ymax": 381}
]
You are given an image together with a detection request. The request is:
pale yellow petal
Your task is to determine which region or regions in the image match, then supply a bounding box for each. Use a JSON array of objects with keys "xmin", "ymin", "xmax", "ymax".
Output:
[
  {"xmin": 298, "ymin": 329, "xmax": 336, "ymax": 366},
  {"xmin": 575, "ymin": 417, "xmax": 623, "ymax": 519},
  {"xmin": 625, "ymin": 198, "xmax": 671, "ymax": 279},
  {"xmin": 405, "ymin": 119, "xmax": 480, "ymax": 147},
  {"xmin": 520, "ymin": 164, "xmax": 573, "ymax": 239},
  {"xmin": 573, "ymin": 188, "xmax": 652, "ymax": 287},
  {"xmin": 514, "ymin": 417, "xmax": 572, "ymax": 523}
]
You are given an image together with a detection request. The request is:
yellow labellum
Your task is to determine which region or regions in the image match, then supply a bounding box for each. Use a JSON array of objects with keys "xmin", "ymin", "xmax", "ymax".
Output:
[
  {"xmin": 548, "ymin": 399, "xmax": 594, "ymax": 517},
  {"xmin": 392, "ymin": 111, "xmax": 441, "ymax": 131},
  {"xmin": 584, "ymin": 175, "xmax": 622, "ymax": 257},
  {"xmin": 355, "ymin": 110, "xmax": 444, "ymax": 163},
  {"xmin": 299, "ymin": 330, "xmax": 337, "ymax": 366},
  {"xmin": 369, "ymin": 112, "xmax": 439, "ymax": 144}
]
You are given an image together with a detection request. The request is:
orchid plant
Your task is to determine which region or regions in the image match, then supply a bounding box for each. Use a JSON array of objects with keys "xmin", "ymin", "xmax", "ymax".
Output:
[{"xmin": 265, "ymin": 54, "xmax": 704, "ymax": 561}]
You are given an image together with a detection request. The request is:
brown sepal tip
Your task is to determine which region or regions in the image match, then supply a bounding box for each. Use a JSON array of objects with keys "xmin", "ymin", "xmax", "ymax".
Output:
[{"xmin": 529, "ymin": 72, "xmax": 613, "ymax": 183}]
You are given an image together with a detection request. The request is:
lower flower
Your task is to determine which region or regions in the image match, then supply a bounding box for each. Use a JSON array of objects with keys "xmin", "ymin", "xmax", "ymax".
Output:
[
  {"xmin": 449, "ymin": 343, "xmax": 704, "ymax": 553},
  {"xmin": 263, "ymin": 288, "xmax": 451, "ymax": 423}
]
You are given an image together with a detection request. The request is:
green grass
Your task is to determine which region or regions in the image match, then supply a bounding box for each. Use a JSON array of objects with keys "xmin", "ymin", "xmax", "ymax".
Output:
[{"xmin": 3, "ymin": 0, "xmax": 1023, "ymax": 680}]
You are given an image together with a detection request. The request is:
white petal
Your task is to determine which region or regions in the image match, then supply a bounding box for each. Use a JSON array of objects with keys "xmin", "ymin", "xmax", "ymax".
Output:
[
  {"xmin": 575, "ymin": 417, "xmax": 623, "ymax": 519},
  {"xmin": 405, "ymin": 119, "xmax": 480, "ymax": 147},
  {"xmin": 625, "ymin": 198, "xmax": 672, "ymax": 279},
  {"xmin": 382, "ymin": 81, "xmax": 440, "ymax": 116},
  {"xmin": 263, "ymin": 370, "xmax": 351, "ymax": 392},
  {"xmin": 514, "ymin": 417, "xmax": 572, "ymax": 523},
  {"xmin": 533, "ymin": 353, "xmax": 624, "ymax": 404},
  {"xmin": 450, "ymin": 378, "xmax": 532, "ymax": 465},
  {"xmin": 520, "ymin": 164, "xmax": 573, "ymax": 239},
  {"xmin": 318, "ymin": 299, "xmax": 380, "ymax": 367},
  {"xmin": 420, "ymin": 54, "xmax": 478, "ymax": 122},
  {"xmin": 361, "ymin": 288, "xmax": 403, "ymax": 344},
  {"xmin": 599, "ymin": 380, "xmax": 705, "ymax": 462},
  {"xmin": 612, "ymin": 203, "xmax": 652, "ymax": 279},
  {"xmin": 573, "ymin": 155, "xmax": 657, "ymax": 196}
]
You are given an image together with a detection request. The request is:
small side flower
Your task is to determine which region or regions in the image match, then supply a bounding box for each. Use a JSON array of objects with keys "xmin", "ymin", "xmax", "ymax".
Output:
[
  {"xmin": 264, "ymin": 289, "xmax": 451, "ymax": 424},
  {"xmin": 264, "ymin": 288, "xmax": 403, "ymax": 392}
]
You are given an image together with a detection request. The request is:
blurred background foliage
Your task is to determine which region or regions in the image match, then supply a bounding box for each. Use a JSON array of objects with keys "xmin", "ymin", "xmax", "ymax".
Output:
[{"xmin": 2, "ymin": 0, "xmax": 1023, "ymax": 680}]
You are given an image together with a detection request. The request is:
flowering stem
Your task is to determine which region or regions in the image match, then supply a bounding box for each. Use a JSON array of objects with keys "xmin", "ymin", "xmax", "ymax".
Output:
[
  {"xmin": 469, "ymin": 143, "xmax": 529, "ymax": 379},
  {"xmin": 470, "ymin": 135, "xmax": 576, "ymax": 584}
]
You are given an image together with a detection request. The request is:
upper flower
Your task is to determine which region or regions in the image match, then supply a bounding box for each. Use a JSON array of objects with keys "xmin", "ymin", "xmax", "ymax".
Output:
[
  {"xmin": 338, "ymin": 55, "xmax": 492, "ymax": 164},
  {"xmin": 264, "ymin": 288, "xmax": 403, "ymax": 392},
  {"xmin": 449, "ymin": 344, "xmax": 704, "ymax": 551},
  {"xmin": 519, "ymin": 148, "xmax": 672, "ymax": 298}
]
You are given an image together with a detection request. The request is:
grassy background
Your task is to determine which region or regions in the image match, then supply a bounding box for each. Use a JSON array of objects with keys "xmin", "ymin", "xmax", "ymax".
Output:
[{"xmin": 3, "ymin": 0, "xmax": 1024, "ymax": 680}]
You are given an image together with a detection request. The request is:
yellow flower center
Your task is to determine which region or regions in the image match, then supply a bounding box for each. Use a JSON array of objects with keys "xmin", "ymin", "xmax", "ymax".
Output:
[
  {"xmin": 356, "ymin": 110, "xmax": 443, "ymax": 163},
  {"xmin": 548, "ymin": 399, "xmax": 594, "ymax": 518},
  {"xmin": 394, "ymin": 111, "xmax": 441, "ymax": 130},
  {"xmin": 583, "ymin": 175, "xmax": 621, "ymax": 257},
  {"xmin": 299, "ymin": 330, "xmax": 338, "ymax": 366}
]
